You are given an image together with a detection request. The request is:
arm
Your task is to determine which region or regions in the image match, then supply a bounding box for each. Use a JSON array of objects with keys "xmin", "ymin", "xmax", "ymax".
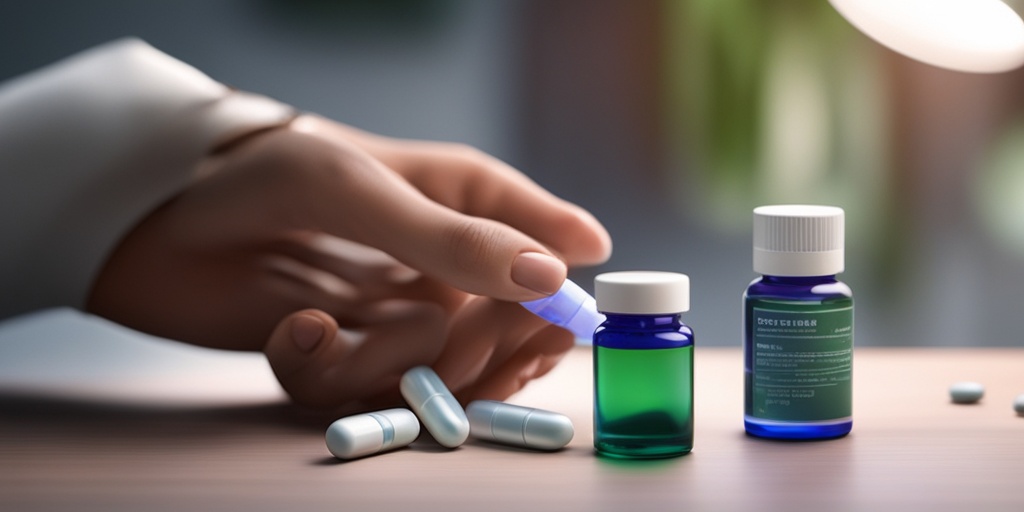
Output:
[
  {"xmin": 0, "ymin": 38, "xmax": 294, "ymax": 319},
  {"xmin": 2, "ymin": 40, "xmax": 612, "ymax": 409}
]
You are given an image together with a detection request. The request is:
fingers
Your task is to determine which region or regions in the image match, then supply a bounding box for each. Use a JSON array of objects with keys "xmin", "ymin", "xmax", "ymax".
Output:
[
  {"xmin": 430, "ymin": 297, "xmax": 576, "ymax": 398},
  {"xmin": 263, "ymin": 304, "xmax": 446, "ymax": 408},
  {"xmin": 306, "ymin": 117, "xmax": 612, "ymax": 268},
  {"xmin": 458, "ymin": 324, "xmax": 574, "ymax": 402},
  {"xmin": 263, "ymin": 231, "xmax": 469, "ymax": 315},
  {"xmin": 399, "ymin": 148, "xmax": 612, "ymax": 268},
  {"xmin": 265, "ymin": 300, "xmax": 575, "ymax": 411},
  {"xmin": 285, "ymin": 119, "xmax": 570, "ymax": 302}
]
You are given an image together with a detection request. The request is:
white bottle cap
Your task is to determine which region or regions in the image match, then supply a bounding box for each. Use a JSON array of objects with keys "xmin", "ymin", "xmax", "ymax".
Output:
[
  {"xmin": 753, "ymin": 205, "xmax": 845, "ymax": 277},
  {"xmin": 594, "ymin": 271, "xmax": 690, "ymax": 315}
]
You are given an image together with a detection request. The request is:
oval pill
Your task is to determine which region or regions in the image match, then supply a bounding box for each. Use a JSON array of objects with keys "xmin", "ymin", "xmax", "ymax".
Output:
[
  {"xmin": 467, "ymin": 400, "xmax": 574, "ymax": 451},
  {"xmin": 950, "ymin": 381, "xmax": 985, "ymax": 404},
  {"xmin": 400, "ymin": 366, "xmax": 469, "ymax": 448},
  {"xmin": 325, "ymin": 408, "xmax": 420, "ymax": 460},
  {"xmin": 1014, "ymin": 394, "xmax": 1024, "ymax": 415}
]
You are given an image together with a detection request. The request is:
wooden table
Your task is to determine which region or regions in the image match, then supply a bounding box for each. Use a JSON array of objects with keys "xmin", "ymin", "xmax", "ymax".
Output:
[{"xmin": 2, "ymin": 329, "xmax": 1023, "ymax": 511}]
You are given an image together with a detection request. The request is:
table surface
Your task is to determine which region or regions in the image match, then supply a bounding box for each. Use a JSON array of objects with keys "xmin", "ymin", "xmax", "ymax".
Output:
[{"xmin": 1, "ymin": 312, "xmax": 1023, "ymax": 511}]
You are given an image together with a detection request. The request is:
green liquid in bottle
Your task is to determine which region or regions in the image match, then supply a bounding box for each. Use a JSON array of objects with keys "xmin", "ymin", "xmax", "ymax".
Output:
[{"xmin": 594, "ymin": 345, "xmax": 693, "ymax": 458}]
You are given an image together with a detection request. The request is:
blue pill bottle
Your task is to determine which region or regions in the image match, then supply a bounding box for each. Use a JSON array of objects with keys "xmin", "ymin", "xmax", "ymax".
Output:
[
  {"xmin": 744, "ymin": 205, "xmax": 853, "ymax": 440},
  {"xmin": 593, "ymin": 271, "xmax": 694, "ymax": 458}
]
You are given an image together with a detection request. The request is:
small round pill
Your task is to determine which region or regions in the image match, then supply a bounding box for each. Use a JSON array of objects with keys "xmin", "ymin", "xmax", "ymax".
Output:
[
  {"xmin": 949, "ymin": 381, "xmax": 985, "ymax": 404},
  {"xmin": 325, "ymin": 408, "xmax": 420, "ymax": 460},
  {"xmin": 467, "ymin": 400, "xmax": 574, "ymax": 451},
  {"xmin": 1014, "ymin": 394, "xmax": 1024, "ymax": 415}
]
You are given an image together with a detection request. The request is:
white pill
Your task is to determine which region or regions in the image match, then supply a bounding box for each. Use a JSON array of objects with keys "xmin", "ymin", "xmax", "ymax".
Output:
[
  {"xmin": 950, "ymin": 381, "xmax": 985, "ymax": 404},
  {"xmin": 400, "ymin": 366, "xmax": 470, "ymax": 448},
  {"xmin": 325, "ymin": 408, "xmax": 420, "ymax": 460},
  {"xmin": 1014, "ymin": 394, "xmax": 1024, "ymax": 415},
  {"xmin": 467, "ymin": 400, "xmax": 574, "ymax": 451}
]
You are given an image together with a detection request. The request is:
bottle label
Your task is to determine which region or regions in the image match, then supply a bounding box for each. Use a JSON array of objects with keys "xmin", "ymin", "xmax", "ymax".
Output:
[{"xmin": 750, "ymin": 305, "xmax": 853, "ymax": 421}]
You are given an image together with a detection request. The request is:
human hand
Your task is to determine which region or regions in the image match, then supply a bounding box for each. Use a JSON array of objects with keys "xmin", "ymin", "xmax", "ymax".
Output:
[{"xmin": 87, "ymin": 115, "xmax": 610, "ymax": 410}]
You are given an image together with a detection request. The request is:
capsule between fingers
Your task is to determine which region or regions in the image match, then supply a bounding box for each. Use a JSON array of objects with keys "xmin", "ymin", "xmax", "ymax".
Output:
[
  {"xmin": 467, "ymin": 400, "xmax": 574, "ymax": 451},
  {"xmin": 400, "ymin": 366, "xmax": 470, "ymax": 448},
  {"xmin": 325, "ymin": 408, "xmax": 420, "ymax": 460},
  {"xmin": 520, "ymin": 278, "xmax": 605, "ymax": 340}
]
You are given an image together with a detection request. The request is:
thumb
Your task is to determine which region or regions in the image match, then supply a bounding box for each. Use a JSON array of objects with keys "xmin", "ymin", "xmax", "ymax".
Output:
[
  {"xmin": 263, "ymin": 304, "xmax": 448, "ymax": 409},
  {"xmin": 263, "ymin": 309, "xmax": 344, "ymax": 408}
]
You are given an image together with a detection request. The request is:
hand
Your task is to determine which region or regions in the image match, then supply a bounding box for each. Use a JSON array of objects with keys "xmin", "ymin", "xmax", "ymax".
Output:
[{"xmin": 87, "ymin": 115, "xmax": 611, "ymax": 410}]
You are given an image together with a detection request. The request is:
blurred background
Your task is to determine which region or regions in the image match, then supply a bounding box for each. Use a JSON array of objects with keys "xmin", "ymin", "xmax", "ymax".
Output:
[{"xmin": 3, "ymin": 0, "xmax": 1024, "ymax": 348}]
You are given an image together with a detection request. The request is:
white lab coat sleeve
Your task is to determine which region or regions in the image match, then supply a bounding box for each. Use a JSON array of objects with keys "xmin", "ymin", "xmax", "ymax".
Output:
[{"xmin": 0, "ymin": 38, "xmax": 296, "ymax": 319}]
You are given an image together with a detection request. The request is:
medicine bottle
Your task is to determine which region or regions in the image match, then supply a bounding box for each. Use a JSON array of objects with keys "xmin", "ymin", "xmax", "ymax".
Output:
[
  {"xmin": 744, "ymin": 205, "xmax": 853, "ymax": 440},
  {"xmin": 593, "ymin": 271, "xmax": 693, "ymax": 458}
]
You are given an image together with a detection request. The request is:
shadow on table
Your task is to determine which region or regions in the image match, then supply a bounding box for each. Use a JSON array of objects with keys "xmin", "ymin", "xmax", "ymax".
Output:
[{"xmin": 0, "ymin": 388, "xmax": 333, "ymax": 442}]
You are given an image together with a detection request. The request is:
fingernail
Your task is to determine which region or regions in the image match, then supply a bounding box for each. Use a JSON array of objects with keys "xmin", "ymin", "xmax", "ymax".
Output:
[
  {"xmin": 511, "ymin": 252, "xmax": 566, "ymax": 295},
  {"xmin": 290, "ymin": 314, "xmax": 325, "ymax": 353}
]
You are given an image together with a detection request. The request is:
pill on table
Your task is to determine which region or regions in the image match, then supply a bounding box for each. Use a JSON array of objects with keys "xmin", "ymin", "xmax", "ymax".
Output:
[
  {"xmin": 467, "ymin": 400, "xmax": 574, "ymax": 451},
  {"xmin": 400, "ymin": 366, "xmax": 470, "ymax": 448},
  {"xmin": 949, "ymin": 381, "xmax": 985, "ymax": 404},
  {"xmin": 325, "ymin": 408, "xmax": 420, "ymax": 460},
  {"xmin": 1014, "ymin": 394, "xmax": 1024, "ymax": 415}
]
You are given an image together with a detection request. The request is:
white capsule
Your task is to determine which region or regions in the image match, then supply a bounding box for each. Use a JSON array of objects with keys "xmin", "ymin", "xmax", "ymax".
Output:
[
  {"xmin": 950, "ymin": 381, "xmax": 985, "ymax": 404},
  {"xmin": 1014, "ymin": 394, "xmax": 1024, "ymax": 415},
  {"xmin": 400, "ymin": 366, "xmax": 470, "ymax": 448},
  {"xmin": 325, "ymin": 408, "xmax": 420, "ymax": 460},
  {"xmin": 467, "ymin": 400, "xmax": 574, "ymax": 451}
]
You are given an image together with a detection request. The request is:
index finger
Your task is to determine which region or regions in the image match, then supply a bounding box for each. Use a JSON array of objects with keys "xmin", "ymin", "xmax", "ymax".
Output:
[
  {"xmin": 307, "ymin": 119, "xmax": 612, "ymax": 267},
  {"xmin": 406, "ymin": 146, "xmax": 612, "ymax": 267}
]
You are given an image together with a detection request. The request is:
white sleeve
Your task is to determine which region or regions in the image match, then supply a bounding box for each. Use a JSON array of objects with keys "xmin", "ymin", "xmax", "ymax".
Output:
[{"xmin": 0, "ymin": 38, "xmax": 296, "ymax": 319}]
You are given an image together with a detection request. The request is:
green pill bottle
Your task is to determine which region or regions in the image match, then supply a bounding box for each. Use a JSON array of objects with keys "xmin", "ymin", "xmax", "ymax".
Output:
[{"xmin": 593, "ymin": 271, "xmax": 694, "ymax": 459}]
